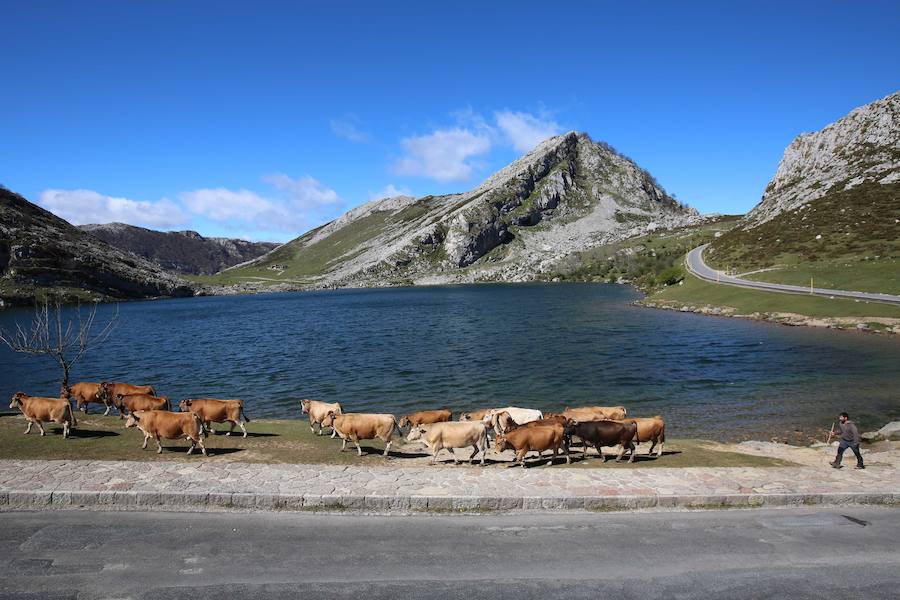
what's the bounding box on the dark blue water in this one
[2,284,898,441]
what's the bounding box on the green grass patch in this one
[742,259,900,295]
[0,414,794,468]
[649,272,900,319]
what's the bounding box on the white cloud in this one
[38,189,189,229]
[330,116,370,143]
[262,173,342,208]
[393,127,492,182]
[495,110,563,153]
[368,183,412,201]
[181,175,343,234]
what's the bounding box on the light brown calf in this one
[124,410,206,455]
[562,405,628,421]
[399,409,452,429]
[495,423,570,467]
[406,421,488,465]
[458,408,494,422]
[617,416,666,456]
[9,392,77,438]
[322,412,399,457]
[300,399,343,436]
[179,398,250,438]
[66,382,107,414]
[97,381,156,415]
[114,393,170,418]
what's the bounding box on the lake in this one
[2,284,898,442]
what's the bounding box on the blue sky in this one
[2,1,899,242]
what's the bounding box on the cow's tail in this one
[66,400,77,428]
[240,401,251,422]
[148,386,157,396]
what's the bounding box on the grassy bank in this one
[644,272,900,327]
[0,413,795,469]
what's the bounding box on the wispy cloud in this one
[38,189,189,229]
[495,109,563,153]
[393,128,492,183]
[330,115,371,143]
[368,183,413,201]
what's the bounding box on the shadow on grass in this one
[159,446,245,456]
[67,428,120,439]
[206,431,279,438]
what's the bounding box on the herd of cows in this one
[7,382,667,467]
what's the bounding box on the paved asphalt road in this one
[1,507,898,599]
[686,244,900,305]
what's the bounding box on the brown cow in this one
[618,416,666,456]
[458,409,494,422]
[66,382,108,414]
[114,393,170,418]
[491,411,566,434]
[300,399,342,436]
[9,392,77,438]
[124,410,206,455]
[179,398,250,438]
[495,423,570,467]
[564,419,637,462]
[322,411,399,456]
[563,405,628,421]
[97,381,156,414]
[399,409,452,429]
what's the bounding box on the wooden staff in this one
[826,422,836,445]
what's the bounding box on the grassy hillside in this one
[707,182,899,294]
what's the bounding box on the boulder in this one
[863,421,900,442]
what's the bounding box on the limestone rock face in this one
[744,91,900,227]
[233,132,700,288]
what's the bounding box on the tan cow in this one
[114,393,170,418]
[495,423,570,467]
[563,405,628,421]
[66,382,108,414]
[458,409,494,422]
[617,416,666,456]
[322,411,399,457]
[406,421,488,465]
[97,381,156,415]
[300,399,342,436]
[124,410,206,455]
[398,409,452,429]
[179,398,250,438]
[9,392,77,438]
[484,407,543,431]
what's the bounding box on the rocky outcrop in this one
[743,90,900,227]
[230,132,700,288]
[79,222,278,275]
[0,187,194,304]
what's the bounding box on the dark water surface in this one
[2,284,898,441]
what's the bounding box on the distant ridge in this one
[79,222,278,275]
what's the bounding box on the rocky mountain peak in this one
[743,90,900,227]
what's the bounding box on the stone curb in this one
[1,489,897,513]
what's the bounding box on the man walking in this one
[830,412,865,469]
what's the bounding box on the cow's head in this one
[9,392,26,409]
[459,412,472,421]
[398,416,410,429]
[406,426,426,443]
[321,410,336,428]
[113,393,126,408]
[300,399,311,414]
[179,399,192,412]
[494,433,509,453]
[124,412,140,428]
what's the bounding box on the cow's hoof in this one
[243,433,248,438]
[225,432,231,436]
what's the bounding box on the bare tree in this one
[0,300,118,396]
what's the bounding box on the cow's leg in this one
[469,445,479,464]
[155,437,163,454]
[330,427,337,439]
[648,438,656,455]
[63,421,70,438]
[656,440,664,457]
[383,440,392,457]
[340,438,348,452]
[197,436,207,456]
[226,420,236,436]
[37,421,46,436]
[517,449,527,468]
[207,421,216,435]
[355,440,363,457]
[187,439,195,455]
[628,442,636,463]
[24,420,33,434]
[142,434,150,450]
[431,446,440,466]
[548,446,557,466]
[238,420,248,438]
[103,403,111,416]
[309,417,316,434]
[615,445,625,462]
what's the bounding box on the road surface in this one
[1,507,898,599]
[686,244,900,305]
